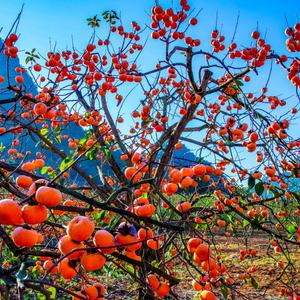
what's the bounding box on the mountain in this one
[0,38,101,183]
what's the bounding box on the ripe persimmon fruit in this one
[124,167,142,182]
[16,175,33,189]
[58,235,85,259]
[43,259,57,274]
[156,282,170,298]
[115,233,142,251]
[58,258,78,280]
[193,164,206,176]
[93,229,116,254]
[22,204,48,224]
[138,227,153,240]
[82,284,98,300]
[80,251,106,272]
[146,238,160,250]
[134,204,156,217]
[187,238,202,253]
[12,227,39,247]
[176,201,192,213]
[36,186,62,207]
[199,290,217,300]
[195,243,210,261]
[180,167,194,177]
[201,258,217,272]
[164,182,178,195]
[180,176,193,189]
[33,158,45,168]
[93,283,105,298]
[67,216,95,242]
[125,249,141,261]
[147,274,160,290]
[169,168,183,183]
[0,199,24,225]
[21,162,35,173]
[192,279,203,291]
[34,102,47,116]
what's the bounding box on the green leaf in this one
[126,264,135,274]
[87,15,101,28]
[272,189,280,198]
[102,10,119,25]
[0,143,5,153]
[25,48,40,64]
[235,79,244,87]
[287,225,296,235]
[104,148,111,159]
[48,286,56,299]
[251,278,259,289]
[59,157,74,172]
[40,166,48,175]
[49,171,57,180]
[87,147,98,160]
[198,157,204,163]
[92,210,106,224]
[40,128,48,136]
[248,176,255,189]
[255,182,264,196]
[37,292,46,300]
[55,136,62,144]
[242,219,250,227]
[79,138,87,146]
[53,126,61,134]
[220,284,229,299]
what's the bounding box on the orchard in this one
[0,0,299,299]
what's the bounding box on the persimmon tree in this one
[0,0,299,299]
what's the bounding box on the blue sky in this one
[0,0,299,171]
[0,0,299,57]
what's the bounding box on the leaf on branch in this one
[25,48,40,64]
[55,136,62,144]
[102,10,119,25]
[79,137,87,146]
[59,157,74,172]
[235,79,244,87]
[287,225,296,235]
[87,15,101,28]
[53,126,61,134]
[40,128,48,136]
[254,182,264,196]
[0,143,5,153]
[251,277,259,289]
[248,176,255,189]
[92,210,106,224]
[242,219,250,227]
[86,147,98,160]
[40,166,48,175]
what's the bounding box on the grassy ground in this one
[172,236,300,300]
[94,235,299,299]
